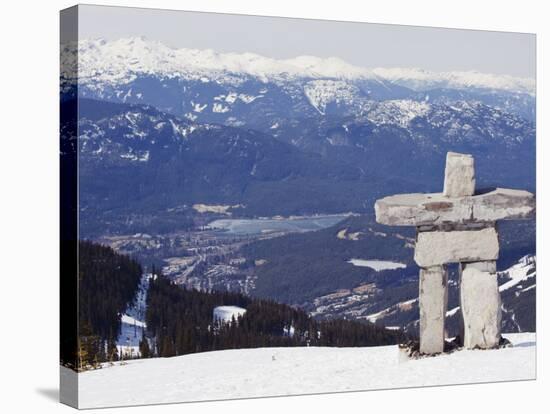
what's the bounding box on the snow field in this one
[77,333,535,409]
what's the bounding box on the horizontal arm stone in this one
[375,188,535,227]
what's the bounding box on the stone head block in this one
[414,227,499,267]
[443,152,475,197]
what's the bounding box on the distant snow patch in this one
[304,80,360,114]
[367,100,430,127]
[337,228,362,241]
[212,103,230,113]
[116,274,151,358]
[347,259,406,271]
[213,306,247,324]
[499,255,536,292]
[192,203,243,215]
[192,102,207,113]
[121,314,146,328]
[120,150,149,162]
[366,298,417,323]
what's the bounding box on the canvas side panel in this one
[60,5,79,409]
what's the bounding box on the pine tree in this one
[139,333,151,358]
[77,340,89,372]
[107,337,119,364]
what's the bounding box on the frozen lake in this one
[207,214,350,235]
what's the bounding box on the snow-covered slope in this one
[366,99,431,127]
[61,37,380,86]
[499,255,536,293]
[304,80,363,114]
[75,332,535,408]
[372,67,535,96]
[498,255,536,333]
[61,37,534,95]
[116,274,151,358]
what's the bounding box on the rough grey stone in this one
[419,266,448,354]
[374,188,535,227]
[472,188,536,222]
[417,222,491,232]
[462,260,496,273]
[444,152,475,197]
[414,228,499,268]
[460,261,501,349]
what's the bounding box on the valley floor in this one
[73,333,536,409]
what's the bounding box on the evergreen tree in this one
[107,337,119,363]
[139,332,151,358]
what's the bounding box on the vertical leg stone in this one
[460,261,501,349]
[419,265,448,354]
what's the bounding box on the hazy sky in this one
[76,4,536,78]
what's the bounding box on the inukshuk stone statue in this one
[375,152,535,355]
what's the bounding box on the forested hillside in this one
[146,272,403,358]
[67,242,402,370]
[62,241,142,370]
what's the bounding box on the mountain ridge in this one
[61,37,535,95]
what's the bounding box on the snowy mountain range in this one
[60,37,535,124]
[61,37,535,94]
